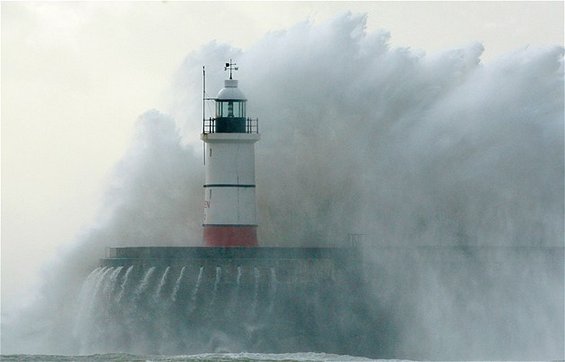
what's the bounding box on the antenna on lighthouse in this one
[202,65,207,165]
[224,59,238,79]
[202,66,206,122]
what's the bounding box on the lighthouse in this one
[200,60,260,247]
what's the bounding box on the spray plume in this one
[2,12,563,359]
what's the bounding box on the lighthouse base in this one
[203,225,258,247]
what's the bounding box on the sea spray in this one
[251,267,260,318]
[170,16,563,357]
[116,265,134,303]
[4,12,563,359]
[209,266,222,310]
[134,267,156,300]
[237,266,242,286]
[103,266,124,300]
[229,266,243,315]
[188,266,204,316]
[155,266,171,302]
[171,266,186,302]
[73,267,104,341]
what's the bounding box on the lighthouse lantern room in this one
[201,60,260,247]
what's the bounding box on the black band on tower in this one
[203,184,256,188]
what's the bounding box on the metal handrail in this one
[203,117,259,134]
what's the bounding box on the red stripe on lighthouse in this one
[203,225,258,247]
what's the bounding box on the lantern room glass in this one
[216,100,246,118]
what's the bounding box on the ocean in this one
[0,353,380,362]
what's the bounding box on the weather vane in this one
[224,59,238,79]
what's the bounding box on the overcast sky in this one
[1,1,563,314]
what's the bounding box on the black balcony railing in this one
[203,117,259,134]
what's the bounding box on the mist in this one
[2,12,563,359]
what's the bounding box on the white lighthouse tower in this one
[201,60,260,247]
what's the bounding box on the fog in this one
[2,13,563,359]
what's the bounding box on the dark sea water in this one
[0,353,380,361]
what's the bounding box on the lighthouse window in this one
[217,101,246,118]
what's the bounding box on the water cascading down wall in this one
[75,246,371,355]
